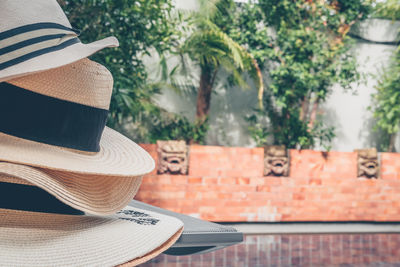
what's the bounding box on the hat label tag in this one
[117,209,160,226]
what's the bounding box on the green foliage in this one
[373,0,400,20]
[231,0,372,149]
[370,47,400,151]
[58,0,179,131]
[259,0,371,30]
[369,0,400,152]
[148,114,209,144]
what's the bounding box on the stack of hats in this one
[0,1,183,266]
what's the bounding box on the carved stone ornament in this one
[157,140,188,175]
[264,145,289,177]
[355,148,379,179]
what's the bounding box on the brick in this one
[159,184,187,192]
[149,175,172,184]
[187,177,202,184]
[309,178,322,185]
[249,177,267,186]
[203,177,218,184]
[201,191,219,199]
[219,177,237,185]
[293,176,310,185]
[380,153,400,180]
[293,193,305,200]
[135,190,186,201]
[140,175,158,184]
[185,190,202,200]
[192,199,221,206]
[170,175,189,184]
[264,177,282,186]
[237,177,250,185]
[256,185,270,192]
[341,186,355,194]
[217,192,234,199]
[199,206,217,214]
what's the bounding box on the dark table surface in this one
[129,200,243,256]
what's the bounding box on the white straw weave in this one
[0,206,183,266]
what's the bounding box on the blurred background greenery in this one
[58,0,400,151]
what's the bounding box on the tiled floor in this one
[140,234,400,266]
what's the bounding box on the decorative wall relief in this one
[356,148,379,179]
[264,145,289,177]
[157,140,188,175]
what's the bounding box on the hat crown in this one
[0,0,71,32]
[8,59,114,110]
[0,59,113,152]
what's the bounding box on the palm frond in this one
[197,0,221,22]
[161,0,264,111]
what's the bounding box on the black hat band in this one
[0,82,108,152]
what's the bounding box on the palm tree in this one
[170,0,263,125]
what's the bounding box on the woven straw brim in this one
[0,161,143,215]
[0,37,118,82]
[0,207,183,267]
[0,127,155,177]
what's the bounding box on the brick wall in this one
[136,145,400,222]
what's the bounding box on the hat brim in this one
[0,206,183,266]
[0,162,143,215]
[0,127,155,177]
[0,37,119,82]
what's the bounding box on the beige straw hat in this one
[0,59,155,215]
[0,204,183,266]
[0,0,119,82]
[0,163,143,215]
[0,174,184,266]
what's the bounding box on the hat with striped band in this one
[0,173,184,267]
[0,0,119,82]
[0,58,155,215]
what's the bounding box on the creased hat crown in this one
[0,0,72,31]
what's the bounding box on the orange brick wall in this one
[136,144,400,222]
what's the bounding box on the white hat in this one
[0,205,183,266]
[0,0,119,82]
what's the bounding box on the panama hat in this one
[0,208,182,267]
[0,174,184,267]
[0,175,184,266]
[0,208,182,266]
[0,0,119,82]
[0,59,155,215]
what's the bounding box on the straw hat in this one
[0,174,184,266]
[0,0,119,82]
[0,203,183,266]
[0,59,155,215]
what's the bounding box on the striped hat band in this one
[0,22,81,71]
[0,0,119,82]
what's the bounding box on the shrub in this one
[230,0,372,149]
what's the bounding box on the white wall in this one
[172,0,198,10]
[320,40,397,152]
